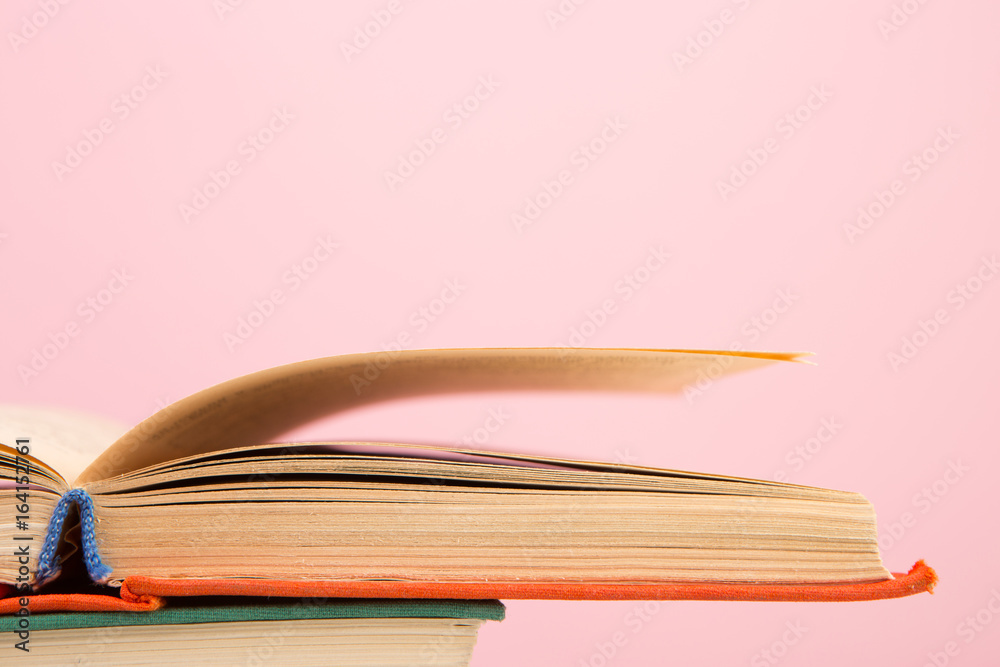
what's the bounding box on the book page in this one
[0,405,128,484]
[84,441,860,503]
[76,347,809,485]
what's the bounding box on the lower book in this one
[0,597,505,666]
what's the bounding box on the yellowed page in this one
[76,347,809,485]
[0,404,128,483]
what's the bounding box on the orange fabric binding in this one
[120,561,936,603]
[0,591,164,614]
[0,561,936,614]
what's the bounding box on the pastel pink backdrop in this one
[2,1,999,665]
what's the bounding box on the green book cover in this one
[0,598,505,632]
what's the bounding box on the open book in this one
[1,348,935,610]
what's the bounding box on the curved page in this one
[77,347,808,484]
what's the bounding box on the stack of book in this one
[0,599,503,665]
[1,348,935,665]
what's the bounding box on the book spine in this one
[36,488,111,587]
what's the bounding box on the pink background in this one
[3,1,999,665]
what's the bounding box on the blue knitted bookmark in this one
[36,488,112,586]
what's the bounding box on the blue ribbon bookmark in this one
[36,488,112,586]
